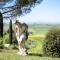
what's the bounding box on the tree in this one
[0,12,3,37]
[9,20,12,44]
[1,0,43,17]
[0,0,43,37]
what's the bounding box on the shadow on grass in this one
[28,53,43,57]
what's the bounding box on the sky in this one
[17,0,60,24]
[1,0,60,24]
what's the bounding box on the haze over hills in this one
[3,22,60,33]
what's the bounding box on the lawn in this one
[0,49,60,60]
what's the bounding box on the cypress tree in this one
[9,20,12,44]
[0,12,3,37]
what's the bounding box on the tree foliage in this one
[14,0,43,15]
[0,0,43,18]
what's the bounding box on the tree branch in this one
[2,5,21,14]
[0,5,16,9]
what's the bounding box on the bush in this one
[10,44,18,49]
[0,37,4,49]
[12,33,18,45]
[43,27,60,57]
[3,34,9,44]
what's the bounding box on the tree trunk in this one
[9,19,12,44]
[0,12,3,37]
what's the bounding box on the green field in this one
[0,24,60,60]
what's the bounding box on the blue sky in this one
[17,0,60,24]
[3,0,60,24]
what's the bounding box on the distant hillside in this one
[3,23,60,34]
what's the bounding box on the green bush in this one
[43,27,60,57]
[12,33,18,45]
[0,34,9,49]
[3,34,9,44]
[10,44,18,49]
[0,37,4,49]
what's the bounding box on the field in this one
[0,24,60,60]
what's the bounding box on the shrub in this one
[0,37,4,49]
[10,44,18,49]
[43,27,60,57]
[3,34,9,44]
[12,33,18,45]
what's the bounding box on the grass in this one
[0,49,60,60]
